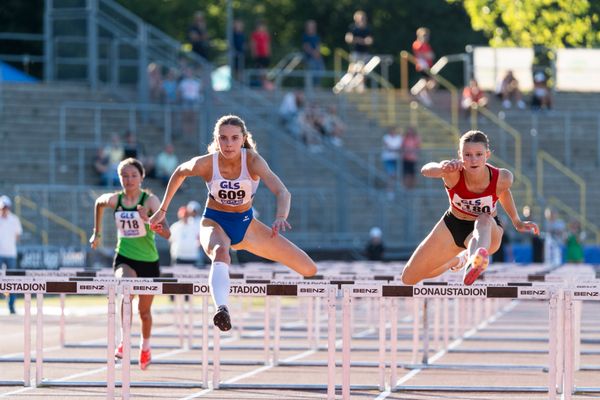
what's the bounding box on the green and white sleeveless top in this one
[114,191,158,262]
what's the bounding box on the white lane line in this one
[374,300,519,400]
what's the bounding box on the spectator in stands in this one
[497,70,526,109]
[279,91,305,138]
[400,126,421,189]
[302,19,325,87]
[186,200,206,266]
[147,63,163,103]
[461,78,488,116]
[298,105,324,152]
[147,115,318,331]
[544,208,566,267]
[89,158,171,370]
[123,131,155,179]
[249,20,272,89]
[155,143,179,186]
[381,126,402,199]
[188,11,210,60]
[93,146,112,186]
[0,196,22,314]
[365,226,385,261]
[320,105,345,147]
[344,10,373,92]
[523,205,544,263]
[566,220,584,263]
[232,19,246,81]
[104,134,124,185]
[251,20,271,69]
[169,206,200,265]
[412,27,436,106]
[178,67,203,138]
[531,71,552,111]
[161,68,179,105]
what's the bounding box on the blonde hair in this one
[117,158,145,178]
[207,115,257,153]
[416,27,430,40]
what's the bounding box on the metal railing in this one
[537,150,587,232]
[429,52,471,86]
[58,101,209,150]
[14,194,86,245]
[546,197,600,244]
[14,196,49,245]
[529,111,600,167]
[40,0,213,101]
[400,50,459,131]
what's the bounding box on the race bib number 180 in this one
[451,194,494,215]
[115,211,147,238]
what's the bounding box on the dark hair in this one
[118,158,145,178]
[459,130,489,150]
[207,115,257,153]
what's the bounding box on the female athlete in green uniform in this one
[90,158,170,370]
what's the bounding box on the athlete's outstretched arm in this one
[250,153,291,236]
[421,159,463,178]
[148,156,205,226]
[89,193,116,249]
[497,170,539,235]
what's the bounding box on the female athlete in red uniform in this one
[401,130,539,285]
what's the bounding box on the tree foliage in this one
[449,0,600,48]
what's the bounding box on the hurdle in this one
[340,282,563,400]
[564,282,600,396]
[0,277,344,399]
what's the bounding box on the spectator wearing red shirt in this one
[251,21,271,69]
[461,79,488,116]
[411,27,435,106]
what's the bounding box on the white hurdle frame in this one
[5,273,595,400]
[340,282,562,399]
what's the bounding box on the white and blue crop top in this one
[206,148,260,207]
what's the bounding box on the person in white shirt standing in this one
[381,127,403,199]
[0,196,22,314]
[169,206,200,266]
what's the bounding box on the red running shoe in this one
[463,247,489,286]
[114,343,123,359]
[139,348,151,370]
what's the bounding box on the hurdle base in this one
[0,380,25,386]
[38,380,204,388]
[393,385,552,393]
[402,363,547,371]
[575,387,600,393]
[218,383,380,391]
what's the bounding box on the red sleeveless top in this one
[445,164,500,217]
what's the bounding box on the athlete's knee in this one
[211,244,231,264]
[400,267,420,285]
[302,262,318,278]
[474,213,493,229]
[139,308,152,323]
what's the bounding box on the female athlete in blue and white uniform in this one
[149,115,317,331]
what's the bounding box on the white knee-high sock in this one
[209,261,230,308]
